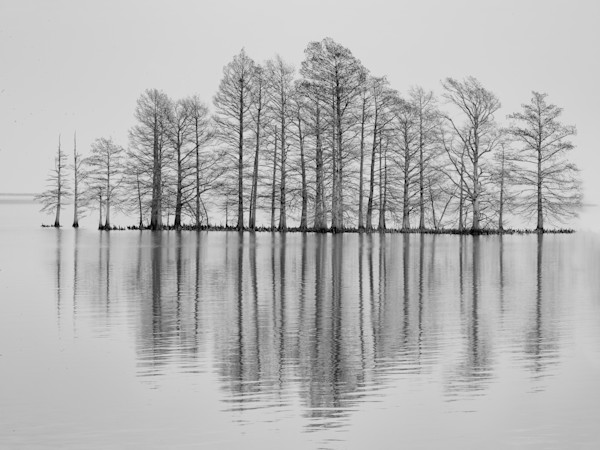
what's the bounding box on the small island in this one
[37,39,581,234]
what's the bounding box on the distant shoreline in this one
[0,192,37,197]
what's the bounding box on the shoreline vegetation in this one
[40,223,575,235]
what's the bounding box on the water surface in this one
[1,201,600,449]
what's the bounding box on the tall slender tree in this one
[166,97,195,229]
[508,92,582,230]
[409,87,439,230]
[266,55,295,231]
[291,81,310,230]
[300,80,328,230]
[129,89,171,230]
[85,137,125,229]
[213,49,256,230]
[71,132,86,227]
[441,77,501,231]
[490,140,518,232]
[394,98,419,230]
[301,38,365,231]
[186,95,215,228]
[249,65,267,230]
[36,135,70,227]
[356,69,371,231]
[366,76,396,230]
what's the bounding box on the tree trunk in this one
[429,181,438,229]
[136,172,143,229]
[54,199,61,227]
[331,95,338,231]
[418,110,425,230]
[402,128,410,231]
[333,84,344,232]
[366,118,378,231]
[225,198,229,228]
[72,135,79,228]
[358,100,366,231]
[249,117,261,230]
[297,112,307,231]
[54,137,62,228]
[174,139,183,230]
[104,160,111,229]
[471,129,481,232]
[472,156,480,231]
[379,138,387,230]
[536,136,544,232]
[150,111,162,230]
[72,177,78,228]
[314,102,326,230]
[237,87,245,231]
[105,196,111,229]
[458,160,464,232]
[271,133,278,229]
[195,119,201,228]
[98,189,103,230]
[279,119,287,231]
[499,152,505,232]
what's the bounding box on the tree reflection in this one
[55,229,63,328]
[446,236,493,397]
[59,231,570,429]
[72,229,79,335]
[524,233,559,379]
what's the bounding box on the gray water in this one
[1,200,600,449]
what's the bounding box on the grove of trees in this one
[37,38,582,232]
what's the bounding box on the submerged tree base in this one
[67,224,575,234]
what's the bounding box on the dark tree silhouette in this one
[213,49,256,230]
[508,92,582,231]
[441,77,501,231]
[36,135,70,227]
[85,137,125,229]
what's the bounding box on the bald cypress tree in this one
[301,38,365,232]
[129,89,171,230]
[213,49,256,231]
[36,135,70,227]
[508,92,582,230]
[85,137,125,229]
[441,77,501,232]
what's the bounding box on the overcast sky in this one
[1,0,599,205]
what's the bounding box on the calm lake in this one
[1,198,600,449]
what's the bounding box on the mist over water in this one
[1,199,600,449]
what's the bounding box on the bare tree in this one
[213,49,256,230]
[36,135,70,227]
[409,87,439,230]
[366,76,396,230]
[269,126,279,229]
[122,150,152,228]
[394,98,419,230]
[266,55,295,231]
[301,38,365,231]
[508,91,582,231]
[129,89,171,230]
[490,139,518,231]
[249,65,267,230]
[299,80,328,230]
[441,77,501,231]
[71,132,86,227]
[290,81,310,230]
[165,97,195,229]
[85,137,125,229]
[186,95,215,228]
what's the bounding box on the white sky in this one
[1,0,599,204]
